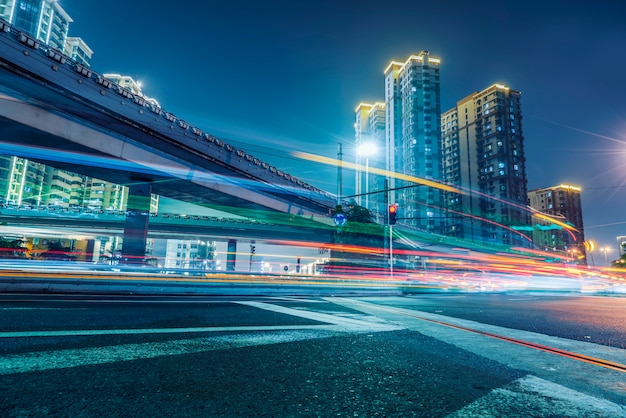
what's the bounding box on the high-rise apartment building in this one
[355,102,386,215]
[64,36,93,66]
[441,83,530,246]
[355,52,443,231]
[386,52,443,232]
[42,168,82,206]
[0,156,46,205]
[103,74,160,107]
[0,0,72,50]
[528,184,586,262]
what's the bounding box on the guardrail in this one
[0,203,270,225]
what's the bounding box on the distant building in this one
[617,236,626,255]
[152,239,216,270]
[0,156,160,212]
[77,178,125,210]
[64,36,93,66]
[43,168,83,206]
[528,184,586,262]
[354,102,386,215]
[0,156,46,205]
[441,83,530,246]
[0,0,72,51]
[103,73,160,107]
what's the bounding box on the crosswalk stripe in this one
[447,375,626,417]
[0,330,339,375]
[237,301,401,332]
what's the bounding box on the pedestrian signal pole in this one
[387,204,398,278]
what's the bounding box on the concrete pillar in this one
[226,239,237,271]
[121,183,152,264]
[84,239,96,262]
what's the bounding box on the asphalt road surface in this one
[0,293,624,417]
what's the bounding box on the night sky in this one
[63,0,626,259]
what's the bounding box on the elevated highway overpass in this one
[0,20,521,266]
[0,19,338,259]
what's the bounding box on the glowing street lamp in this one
[601,247,613,266]
[357,142,377,210]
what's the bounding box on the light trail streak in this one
[293,151,577,236]
[293,151,461,193]
[0,142,331,203]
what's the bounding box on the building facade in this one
[0,0,72,50]
[354,102,386,216]
[64,36,93,66]
[355,52,443,231]
[385,52,443,232]
[0,156,46,205]
[103,73,160,107]
[441,83,530,246]
[528,184,586,263]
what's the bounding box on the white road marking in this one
[0,307,72,310]
[0,324,342,339]
[447,375,626,417]
[328,297,626,410]
[0,301,399,375]
[237,301,401,332]
[267,296,323,303]
[0,330,340,375]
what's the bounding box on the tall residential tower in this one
[355,52,443,230]
[528,184,586,262]
[441,83,530,246]
[385,52,443,232]
[0,0,72,50]
[355,102,386,216]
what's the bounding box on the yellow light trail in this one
[294,151,579,234]
[293,151,461,194]
[533,212,578,232]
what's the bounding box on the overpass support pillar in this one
[226,239,237,271]
[121,183,152,264]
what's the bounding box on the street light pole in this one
[364,156,369,210]
[357,142,377,211]
[389,224,393,278]
[337,143,343,206]
[602,247,611,266]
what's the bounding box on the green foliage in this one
[333,201,383,247]
[0,237,27,258]
[41,240,75,261]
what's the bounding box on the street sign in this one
[333,213,347,227]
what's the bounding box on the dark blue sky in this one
[64,0,626,256]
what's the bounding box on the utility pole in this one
[249,241,256,272]
[336,143,343,205]
[389,225,393,278]
[384,178,392,278]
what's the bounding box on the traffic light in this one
[250,245,256,255]
[388,204,398,225]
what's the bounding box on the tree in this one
[0,237,27,259]
[328,201,386,272]
[41,240,76,261]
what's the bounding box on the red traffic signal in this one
[388,204,398,225]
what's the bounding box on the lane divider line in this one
[237,301,401,332]
[0,330,342,375]
[0,325,342,339]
